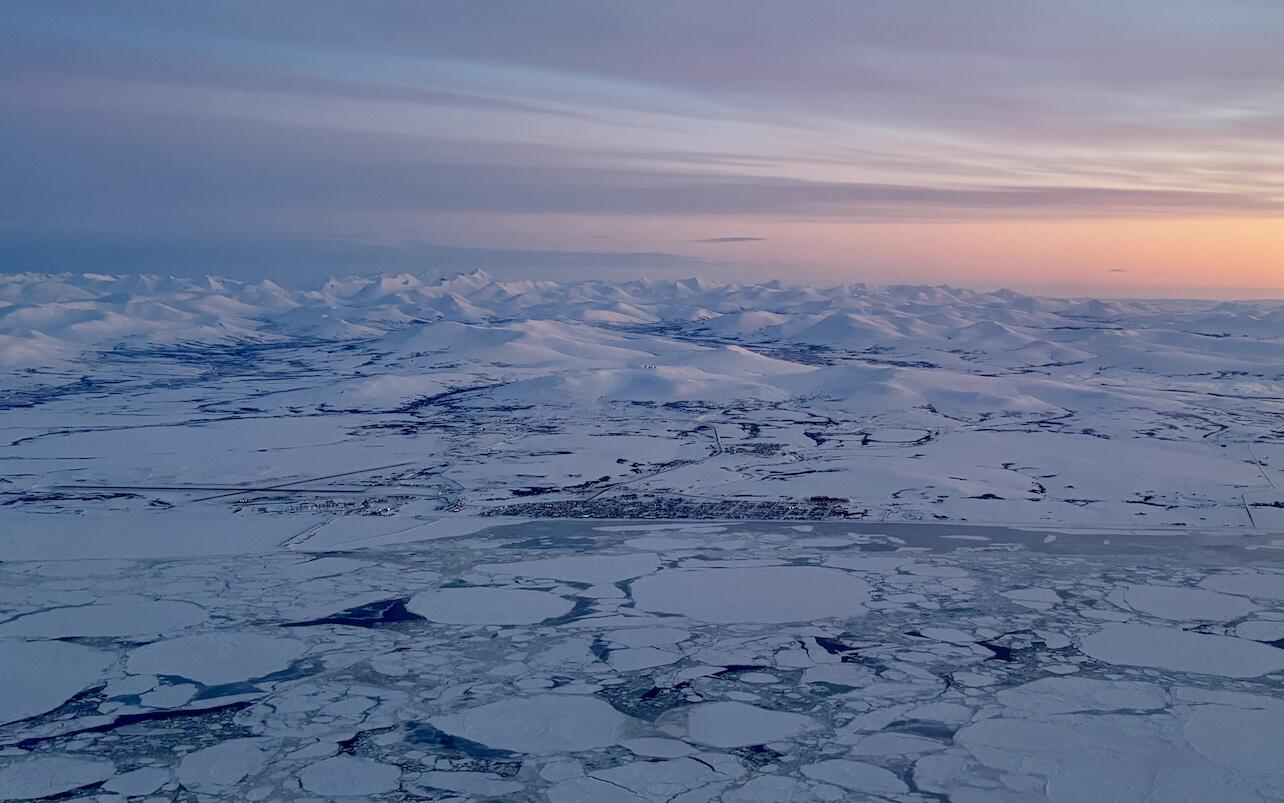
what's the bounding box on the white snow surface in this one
[125,632,307,685]
[1,270,1281,528]
[431,694,634,753]
[0,641,114,725]
[2,270,1284,801]
[407,587,574,624]
[632,566,870,623]
[1081,623,1284,677]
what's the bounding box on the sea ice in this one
[406,587,574,624]
[621,737,697,758]
[995,676,1167,715]
[683,701,816,748]
[0,599,208,637]
[1080,623,1284,677]
[590,758,722,799]
[0,755,116,800]
[1200,573,1284,601]
[945,715,1241,802]
[1182,704,1284,789]
[299,754,401,796]
[1235,619,1284,641]
[631,566,869,623]
[476,552,661,583]
[126,632,307,685]
[1001,587,1062,610]
[0,640,113,724]
[102,766,170,796]
[418,770,523,797]
[608,646,683,671]
[431,694,633,753]
[1123,584,1255,621]
[177,738,271,792]
[800,759,908,795]
[604,626,690,647]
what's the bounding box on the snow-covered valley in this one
[2,270,1283,800]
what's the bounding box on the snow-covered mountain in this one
[2,269,1280,528]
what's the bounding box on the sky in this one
[3,1,1283,297]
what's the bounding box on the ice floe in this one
[0,755,116,800]
[407,587,574,624]
[0,640,113,724]
[125,632,307,685]
[431,694,634,753]
[682,701,817,748]
[1081,623,1284,677]
[0,599,208,637]
[176,737,271,793]
[1123,583,1256,621]
[631,566,870,623]
[299,754,401,796]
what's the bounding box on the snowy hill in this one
[1,269,1280,529]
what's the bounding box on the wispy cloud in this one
[2,2,1282,287]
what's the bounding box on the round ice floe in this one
[0,640,114,725]
[1236,620,1284,642]
[682,701,815,748]
[995,676,1167,716]
[1199,573,1284,601]
[1183,705,1284,786]
[631,566,869,623]
[0,756,116,800]
[0,600,208,637]
[946,714,1232,801]
[801,759,907,795]
[1002,587,1061,610]
[177,738,271,793]
[126,632,306,685]
[431,694,631,753]
[300,755,401,796]
[1123,584,1255,622]
[407,587,573,624]
[1081,624,1284,678]
[604,626,689,648]
[608,646,682,672]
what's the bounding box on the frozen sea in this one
[3,517,1284,801]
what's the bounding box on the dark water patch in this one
[405,722,515,761]
[733,744,783,767]
[597,679,693,721]
[282,598,424,629]
[888,720,958,740]
[713,664,772,677]
[538,597,596,627]
[250,657,326,685]
[16,699,254,750]
[813,636,858,655]
[978,641,1015,661]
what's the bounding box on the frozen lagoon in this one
[2,516,1284,801]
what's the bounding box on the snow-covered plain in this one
[1,270,1282,800]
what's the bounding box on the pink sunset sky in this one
[3,1,1282,297]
